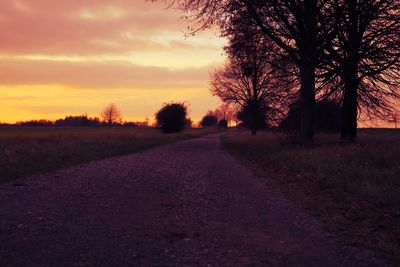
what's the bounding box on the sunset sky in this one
[0,0,226,123]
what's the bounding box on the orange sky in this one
[0,0,227,123]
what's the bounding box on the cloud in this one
[0,0,223,56]
[0,58,214,89]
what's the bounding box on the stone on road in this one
[0,134,386,266]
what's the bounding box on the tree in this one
[157,0,399,142]
[388,111,400,129]
[55,115,100,127]
[201,112,218,127]
[157,0,325,143]
[280,99,341,141]
[214,103,235,126]
[210,23,290,135]
[101,103,121,127]
[320,0,400,142]
[218,119,228,128]
[155,102,188,133]
[236,101,269,132]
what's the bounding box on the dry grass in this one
[0,127,217,183]
[222,129,400,264]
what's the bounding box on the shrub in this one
[280,100,341,142]
[236,101,269,134]
[155,102,188,133]
[218,119,228,128]
[201,115,218,127]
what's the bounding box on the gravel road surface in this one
[0,134,387,266]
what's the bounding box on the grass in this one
[222,129,400,264]
[0,126,217,183]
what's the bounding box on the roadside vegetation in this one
[222,129,400,264]
[0,127,216,183]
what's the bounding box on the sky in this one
[0,0,227,123]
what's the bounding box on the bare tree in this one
[156,0,399,142]
[211,30,291,135]
[155,0,327,144]
[213,103,235,126]
[320,0,400,141]
[101,103,122,127]
[388,111,400,129]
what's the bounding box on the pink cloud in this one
[0,0,213,55]
[0,58,211,89]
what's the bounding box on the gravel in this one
[0,134,388,266]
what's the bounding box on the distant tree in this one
[217,119,228,128]
[157,0,323,143]
[388,112,400,129]
[17,120,54,127]
[123,122,138,128]
[201,112,218,127]
[155,102,188,133]
[210,28,289,135]
[55,115,100,127]
[101,103,122,127]
[214,103,235,127]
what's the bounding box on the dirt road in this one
[0,134,387,266]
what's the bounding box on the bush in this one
[237,102,269,132]
[155,102,188,133]
[201,115,218,127]
[280,100,341,142]
[218,119,228,128]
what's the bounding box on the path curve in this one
[0,134,387,266]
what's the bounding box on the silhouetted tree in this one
[280,100,341,141]
[17,120,54,127]
[155,102,188,133]
[320,0,400,142]
[236,101,269,133]
[157,0,399,142]
[158,0,325,143]
[388,112,400,129]
[201,112,218,127]
[101,103,122,127]
[218,119,228,128]
[123,122,138,128]
[210,23,289,135]
[214,103,235,126]
[55,115,100,127]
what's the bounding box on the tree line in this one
[3,104,149,128]
[156,0,400,143]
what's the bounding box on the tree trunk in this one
[341,70,358,142]
[298,0,317,145]
[299,62,316,145]
[251,104,257,136]
[341,1,359,142]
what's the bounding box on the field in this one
[0,127,217,183]
[222,129,400,264]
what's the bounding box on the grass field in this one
[0,127,217,183]
[222,129,400,264]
